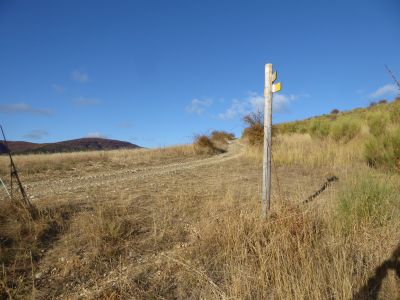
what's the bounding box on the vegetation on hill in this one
[245,98,400,172]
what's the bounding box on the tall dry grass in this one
[50,170,398,299]
[182,176,400,299]
[245,133,364,171]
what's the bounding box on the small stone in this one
[35,272,42,279]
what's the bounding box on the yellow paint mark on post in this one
[272,82,281,93]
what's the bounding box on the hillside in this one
[0,138,141,155]
[274,97,400,137]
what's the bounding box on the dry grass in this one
[0,144,197,179]
[0,200,75,298]
[245,133,364,171]
[1,133,400,298]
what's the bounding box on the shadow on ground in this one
[353,242,400,300]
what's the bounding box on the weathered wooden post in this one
[262,63,281,218]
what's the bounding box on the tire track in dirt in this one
[28,141,244,198]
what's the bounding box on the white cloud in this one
[218,99,248,120]
[23,130,49,140]
[369,84,398,98]
[72,70,89,83]
[186,98,213,115]
[86,132,107,138]
[273,94,298,113]
[0,103,52,115]
[74,97,100,106]
[218,92,299,120]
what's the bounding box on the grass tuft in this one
[330,118,361,142]
[309,119,331,139]
[364,128,400,171]
[367,112,389,137]
[337,172,400,230]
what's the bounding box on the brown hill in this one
[0,138,141,155]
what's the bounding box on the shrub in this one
[330,109,340,114]
[242,111,264,146]
[308,119,330,139]
[364,128,400,171]
[210,130,235,143]
[379,99,388,104]
[276,123,303,135]
[389,100,400,124]
[369,102,377,108]
[193,135,222,155]
[298,125,308,134]
[367,112,389,137]
[364,135,387,167]
[337,173,400,229]
[330,119,361,142]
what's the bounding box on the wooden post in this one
[262,63,273,218]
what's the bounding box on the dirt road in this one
[27,140,245,200]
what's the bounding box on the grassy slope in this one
[1,102,400,298]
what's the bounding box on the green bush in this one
[330,119,361,142]
[389,100,400,124]
[298,125,309,134]
[277,123,299,135]
[309,119,330,139]
[364,128,400,170]
[337,173,400,229]
[367,112,389,137]
[391,127,400,160]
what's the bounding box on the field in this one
[1,103,400,299]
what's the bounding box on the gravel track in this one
[27,141,244,198]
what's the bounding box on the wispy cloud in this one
[52,84,65,93]
[0,103,52,115]
[186,98,213,115]
[218,92,300,120]
[273,94,299,113]
[218,99,248,120]
[369,84,398,98]
[72,69,89,83]
[74,97,100,106]
[23,130,49,140]
[86,132,107,138]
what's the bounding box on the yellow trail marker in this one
[272,82,281,93]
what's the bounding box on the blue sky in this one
[0,0,399,147]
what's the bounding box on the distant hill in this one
[0,138,141,155]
